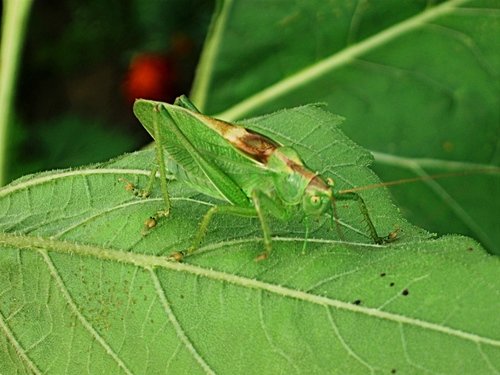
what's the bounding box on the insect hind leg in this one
[169,205,258,261]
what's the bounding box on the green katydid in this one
[132,95,395,260]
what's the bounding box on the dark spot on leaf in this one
[391,369,397,374]
[467,247,473,251]
[353,299,362,305]
[402,289,409,296]
[380,272,386,277]
[389,282,395,287]
[180,294,184,299]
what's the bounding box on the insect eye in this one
[310,195,321,205]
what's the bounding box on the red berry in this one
[123,54,176,103]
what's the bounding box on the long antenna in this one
[338,168,500,194]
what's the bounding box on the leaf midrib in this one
[1,231,498,349]
[211,0,471,121]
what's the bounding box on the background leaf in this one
[190,0,500,254]
[1,106,499,373]
[9,115,137,181]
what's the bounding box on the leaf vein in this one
[39,250,134,375]
[258,290,300,374]
[325,306,375,373]
[398,324,436,374]
[0,308,42,375]
[149,268,216,375]
[477,342,500,374]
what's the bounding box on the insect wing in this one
[134,99,274,202]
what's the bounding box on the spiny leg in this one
[336,192,394,244]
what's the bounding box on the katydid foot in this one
[254,251,269,262]
[386,227,400,242]
[119,178,151,199]
[168,251,185,262]
[375,228,400,244]
[141,209,170,235]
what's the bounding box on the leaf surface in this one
[1,106,499,374]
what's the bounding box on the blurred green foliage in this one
[9,0,214,181]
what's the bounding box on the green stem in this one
[0,0,34,186]
[190,0,232,111]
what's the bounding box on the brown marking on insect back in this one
[236,131,280,163]
[198,112,336,197]
[272,148,306,172]
[199,115,280,163]
[197,112,333,191]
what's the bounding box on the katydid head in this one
[302,176,334,217]
[302,176,343,238]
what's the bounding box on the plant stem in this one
[0,0,34,186]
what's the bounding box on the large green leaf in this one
[191,0,500,254]
[1,106,499,373]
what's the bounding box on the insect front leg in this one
[152,105,171,216]
[120,165,157,199]
[138,106,174,235]
[251,190,292,260]
[336,192,395,244]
